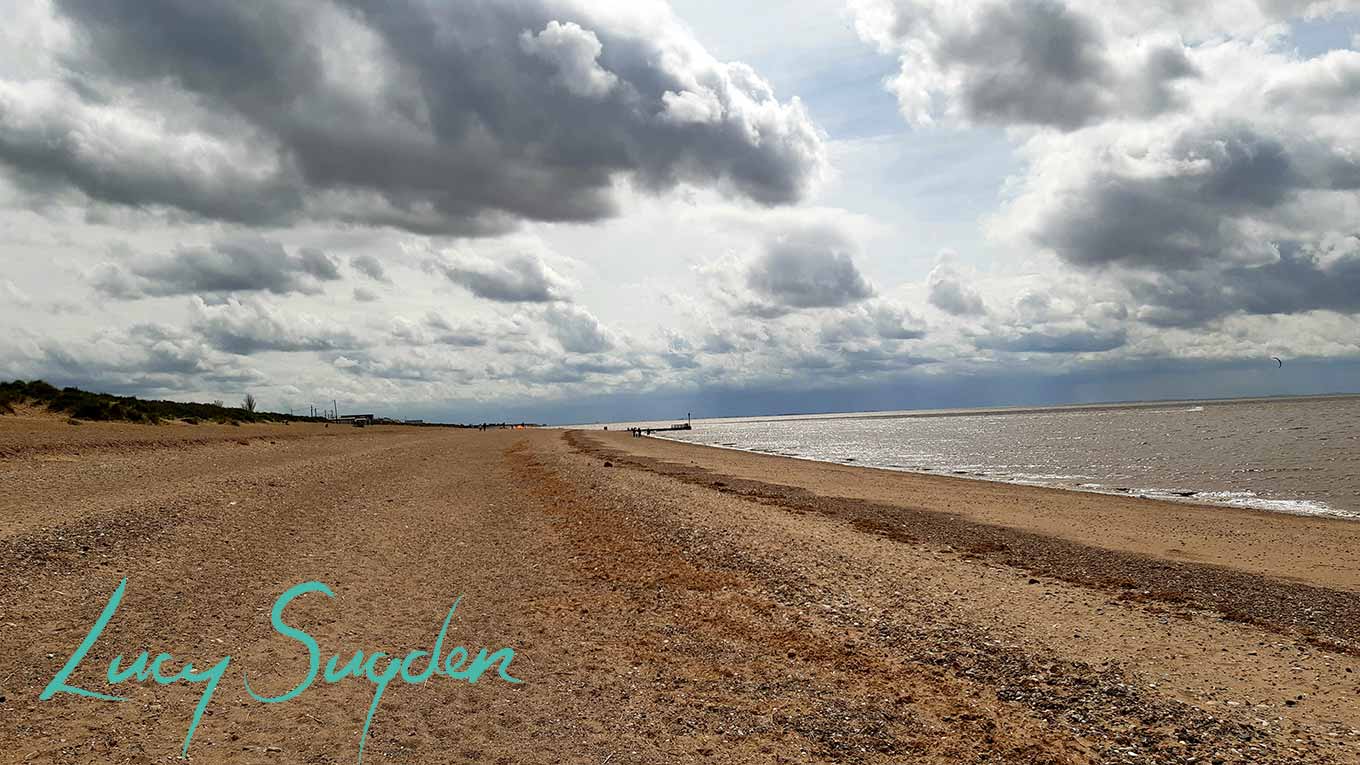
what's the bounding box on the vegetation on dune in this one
[0,380,319,425]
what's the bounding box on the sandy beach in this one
[2,416,1359,764]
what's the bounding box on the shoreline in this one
[575,430,1360,594]
[649,432,1356,520]
[570,432,1360,647]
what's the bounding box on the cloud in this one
[973,288,1129,353]
[703,224,875,317]
[656,331,700,369]
[92,238,342,299]
[658,287,934,388]
[819,301,928,343]
[927,262,986,316]
[350,254,390,283]
[1,279,32,307]
[908,9,1360,328]
[1126,236,1360,326]
[746,226,875,311]
[519,21,618,99]
[976,325,1127,353]
[0,77,299,225]
[298,248,340,279]
[1028,125,1360,270]
[428,249,571,303]
[189,296,360,355]
[845,0,1360,329]
[512,354,637,385]
[331,350,469,383]
[0,0,824,235]
[848,0,1202,129]
[698,327,747,355]
[424,313,492,348]
[386,313,493,348]
[932,0,1117,129]
[543,304,614,353]
[0,322,265,396]
[1007,114,1360,323]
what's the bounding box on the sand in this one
[2,415,1358,763]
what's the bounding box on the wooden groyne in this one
[628,424,692,437]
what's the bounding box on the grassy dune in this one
[0,380,315,425]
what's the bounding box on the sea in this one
[591,395,1360,519]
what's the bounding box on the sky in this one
[2,0,1359,424]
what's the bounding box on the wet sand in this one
[2,416,1358,763]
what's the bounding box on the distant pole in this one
[333,399,338,420]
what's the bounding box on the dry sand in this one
[2,415,1358,763]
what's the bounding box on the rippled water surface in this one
[646,397,1360,518]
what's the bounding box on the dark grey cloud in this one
[6,0,822,235]
[428,252,569,303]
[858,0,1199,130]
[1029,124,1360,324]
[1036,127,1360,271]
[927,263,986,316]
[744,226,874,313]
[1129,238,1360,327]
[298,248,341,281]
[0,88,299,227]
[1131,44,1199,116]
[93,238,342,299]
[351,254,390,283]
[938,0,1115,129]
